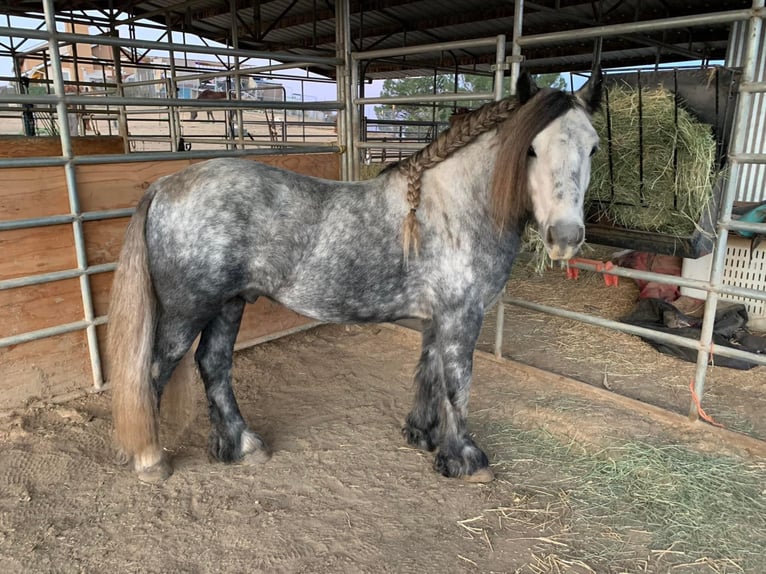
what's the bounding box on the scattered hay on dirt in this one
[480,423,766,572]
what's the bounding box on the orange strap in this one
[688,379,723,428]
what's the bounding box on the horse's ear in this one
[517,71,539,104]
[575,64,604,113]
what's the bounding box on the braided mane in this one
[398,97,518,257]
[397,89,578,258]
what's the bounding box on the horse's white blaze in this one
[527,106,599,260]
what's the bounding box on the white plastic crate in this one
[681,236,766,330]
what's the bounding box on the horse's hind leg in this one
[195,296,270,465]
[134,313,203,482]
[403,323,441,451]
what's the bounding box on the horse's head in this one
[495,69,602,261]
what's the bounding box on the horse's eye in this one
[590,146,599,157]
[528,147,536,158]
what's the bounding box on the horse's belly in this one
[274,280,420,324]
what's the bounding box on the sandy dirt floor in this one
[1,323,764,574]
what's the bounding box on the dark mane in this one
[490,89,579,230]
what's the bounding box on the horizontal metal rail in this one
[724,219,766,235]
[0,94,341,111]
[568,261,766,303]
[351,35,503,61]
[729,153,766,164]
[0,26,341,66]
[356,141,427,149]
[517,8,764,46]
[738,81,766,92]
[503,297,766,368]
[0,209,135,232]
[0,263,117,291]
[131,137,335,148]
[0,145,341,169]
[161,62,323,85]
[0,316,108,349]
[354,91,495,105]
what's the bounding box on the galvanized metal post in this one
[495,0,524,359]
[493,32,510,358]
[166,15,180,151]
[231,0,245,150]
[336,0,353,181]
[110,9,130,153]
[689,0,766,419]
[509,0,524,96]
[350,50,360,180]
[42,0,104,389]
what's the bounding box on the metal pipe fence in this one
[3,1,765,428]
[493,0,766,423]
[0,7,345,394]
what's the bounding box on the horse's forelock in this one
[490,89,579,231]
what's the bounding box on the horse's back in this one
[144,159,327,309]
[143,158,413,321]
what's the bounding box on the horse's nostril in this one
[577,226,585,244]
[546,226,555,245]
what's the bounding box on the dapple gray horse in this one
[109,71,602,483]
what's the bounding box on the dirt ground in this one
[1,323,764,574]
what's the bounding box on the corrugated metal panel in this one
[727,20,766,203]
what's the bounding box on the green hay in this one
[588,84,717,236]
[483,423,766,571]
[359,162,386,180]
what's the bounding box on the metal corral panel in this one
[727,21,766,203]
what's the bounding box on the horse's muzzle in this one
[544,221,585,261]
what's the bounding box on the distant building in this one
[18,23,283,100]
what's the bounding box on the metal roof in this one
[2,0,752,78]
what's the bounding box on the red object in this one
[603,261,619,287]
[566,257,619,287]
[615,252,682,301]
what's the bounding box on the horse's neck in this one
[419,132,498,219]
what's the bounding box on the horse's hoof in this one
[114,447,130,466]
[137,458,173,484]
[402,423,437,452]
[241,448,272,465]
[462,467,495,483]
[239,430,272,465]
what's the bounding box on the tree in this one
[463,72,567,94]
[373,72,567,125]
[373,75,459,124]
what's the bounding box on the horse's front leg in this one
[404,305,493,482]
[403,322,440,451]
[434,305,493,482]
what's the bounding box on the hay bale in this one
[588,84,718,235]
[359,162,386,180]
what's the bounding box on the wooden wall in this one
[0,152,339,409]
[0,135,125,158]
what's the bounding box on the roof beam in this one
[269,4,518,50]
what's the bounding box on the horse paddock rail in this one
[0,152,338,408]
[0,0,765,437]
